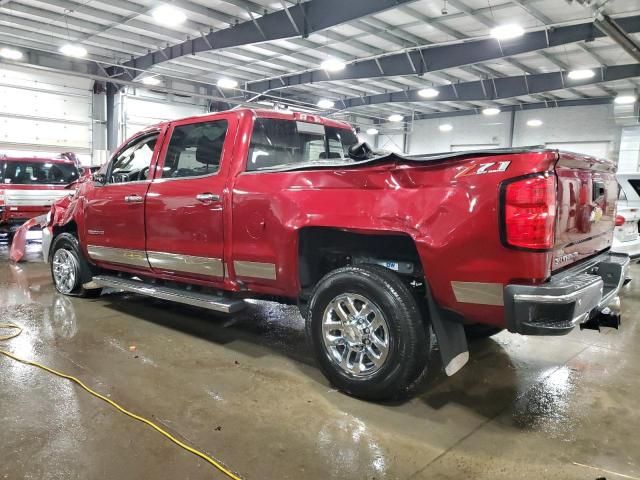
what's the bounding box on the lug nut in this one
[364,328,370,334]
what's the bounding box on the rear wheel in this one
[50,233,102,298]
[307,264,429,401]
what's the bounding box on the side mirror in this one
[92,173,106,184]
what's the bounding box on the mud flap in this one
[426,286,469,376]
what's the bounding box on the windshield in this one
[247,118,359,171]
[1,160,79,185]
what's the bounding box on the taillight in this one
[615,215,625,227]
[0,190,4,206]
[502,174,557,250]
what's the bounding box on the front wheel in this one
[307,265,430,401]
[50,233,102,298]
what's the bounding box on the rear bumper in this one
[504,252,631,335]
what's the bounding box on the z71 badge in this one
[456,161,511,177]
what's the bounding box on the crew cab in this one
[0,154,80,241]
[40,108,630,400]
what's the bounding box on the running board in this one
[92,275,246,314]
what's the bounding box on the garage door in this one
[545,141,611,159]
[0,64,93,163]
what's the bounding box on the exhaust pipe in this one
[580,297,621,331]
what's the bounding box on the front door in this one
[144,115,236,282]
[82,131,162,271]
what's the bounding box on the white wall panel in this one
[0,64,92,158]
[123,89,207,139]
[513,105,620,160]
[408,113,511,154]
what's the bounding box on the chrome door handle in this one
[124,194,143,203]
[196,193,220,203]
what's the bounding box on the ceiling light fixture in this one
[152,4,187,26]
[366,128,379,135]
[439,124,453,132]
[490,24,525,40]
[141,76,161,86]
[526,119,543,127]
[317,99,335,109]
[320,58,346,72]
[482,107,500,116]
[388,114,403,122]
[567,69,595,80]
[0,47,23,60]
[614,94,637,105]
[217,78,238,89]
[418,88,439,98]
[59,44,87,58]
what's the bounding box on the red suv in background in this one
[0,154,80,241]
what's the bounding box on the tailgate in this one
[4,188,70,207]
[553,151,618,271]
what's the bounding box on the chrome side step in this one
[92,275,246,314]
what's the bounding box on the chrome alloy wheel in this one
[321,293,390,377]
[52,248,78,294]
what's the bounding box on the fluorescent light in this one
[490,24,525,40]
[141,76,161,86]
[614,94,637,105]
[0,47,23,60]
[482,107,500,116]
[388,114,403,122]
[317,99,335,109]
[366,128,379,135]
[59,44,87,58]
[217,78,238,89]
[526,119,543,127]
[567,69,595,80]
[418,88,439,98]
[439,123,453,132]
[320,58,346,72]
[152,4,186,26]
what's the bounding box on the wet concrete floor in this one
[1,239,639,479]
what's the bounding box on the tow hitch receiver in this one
[580,299,621,331]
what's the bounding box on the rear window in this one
[0,161,79,185]
[628,179,640,196]
[246,118,358,171]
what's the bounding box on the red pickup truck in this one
[1,154,80,241]
[40,108,630,400]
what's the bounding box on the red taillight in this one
[615,215,625,227]
[503,174,556,250]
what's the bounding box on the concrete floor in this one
[1,239,639,480]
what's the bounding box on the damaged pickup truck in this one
[36,108,630,400]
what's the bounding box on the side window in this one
[618,183,627,201]
[327,127,358,159]
[109,134,158,183]
[160,120,228,178]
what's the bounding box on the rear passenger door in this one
[144,114,237,282]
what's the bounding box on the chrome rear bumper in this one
[504,252,631,335]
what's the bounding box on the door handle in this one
[124,194,143,203]
[196,193,220,203]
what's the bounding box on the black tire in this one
[50,233,102,298]
[464,323,503,339]
[307,264,429,401]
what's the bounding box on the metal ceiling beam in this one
[247,14,640,93]
[409,97,614,121]
[338,64,640,108]
[110,0,419,75]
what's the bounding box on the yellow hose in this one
[0,323,242,480]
